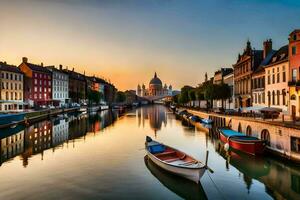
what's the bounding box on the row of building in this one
[0,57,117,111]
[206,29,300,119]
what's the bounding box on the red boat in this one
[218,128,266,155]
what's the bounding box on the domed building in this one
[137,72,172,97]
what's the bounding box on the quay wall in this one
[187,109,300,162]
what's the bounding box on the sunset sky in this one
[0,0,299,90]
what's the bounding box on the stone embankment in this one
[184,108,300,162]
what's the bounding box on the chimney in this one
[22,57,28,63]
[41,62,44,67]
[59,64,63,70]
[72,67,74,72]
[263,39,272,59]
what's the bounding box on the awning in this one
[260,107,282,113]
[242,106,265,113]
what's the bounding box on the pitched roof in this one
[64,69,86,81]
[0,62,23,74]
[24,62,51,74]
[268,45,288,66]
[253,50,276,74]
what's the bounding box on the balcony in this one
[288,80,300,88]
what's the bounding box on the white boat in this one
[145,136,212,183]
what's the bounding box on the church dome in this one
[149,72,162,85]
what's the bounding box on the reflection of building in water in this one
[0,129,24,165]
[88,110,117,133]
[52,118,69,147]
[68,113,88,140]
[138,105,167,136]
[22,120,52,167]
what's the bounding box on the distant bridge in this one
[138,94,173,102]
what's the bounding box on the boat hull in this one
[219,131,265,155]
[147,152,205,183]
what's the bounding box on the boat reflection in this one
[0,110,117,167]
[215,139,300,199]
[144,156,207,200]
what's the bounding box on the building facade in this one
[64,68,87,104]
[212,68,234,109]
[233,40,268,108]
[137,72,172,97]
[251,41,276,109]
[288,29,300,119]
[264,45,289,113]
[47,65,69,107]
[0,62,24,111]
[19,57,53,108]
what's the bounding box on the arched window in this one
[261,129,270,146]
[238,123,242,133]
[246,125,252,136]
[277,90,280,105]
[291,94,296,100]
[272,91,275,105]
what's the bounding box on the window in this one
[292,46,297,55]
[282,89,286,105]
[272,91,275,105]
[262,92,265,103]
[277,72,280,83]
[277,90,280,105]
[292,69,297,81]
[268,75,271,84]
[283,70,286,82]
[293,34,297,41]
[291,137,300,153]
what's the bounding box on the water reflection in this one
[0,105,299,199]
[137,105,167,136]
[144,156,207,200]
[0,110,117,167]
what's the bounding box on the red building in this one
[288,30,300,118]
[19,57,53,108]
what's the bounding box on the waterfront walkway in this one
[184,107,300,130]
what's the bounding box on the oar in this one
[205,150,214,173]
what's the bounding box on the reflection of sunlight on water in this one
[0,105,299,199]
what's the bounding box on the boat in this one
[189,115,202,122]
[218,128,266,155]
[144,156,208,200]
[0,112,25,126]
[201,118,213,124]
[145,136,212,183]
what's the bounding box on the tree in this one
[116,91,126,103]
[195,88,204,108]
[218,83,231,109]
[88,90,102,105]
[188,90,196,107]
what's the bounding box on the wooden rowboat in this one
[218,128,266,155]
[145,136,211,183]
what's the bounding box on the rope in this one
[206,172,227,200]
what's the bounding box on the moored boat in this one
[218,128,266,155]
[145,136,211,183]
[0,112,25,126]
[201,118,213,124]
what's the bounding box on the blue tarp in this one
[219,129,245,137]
[147,141,166,154]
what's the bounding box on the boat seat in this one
[163,154,186,163]
[155,151,176,157]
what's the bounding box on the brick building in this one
[19,57,53,108]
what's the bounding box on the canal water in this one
[0,105,299,200]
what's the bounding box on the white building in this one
[47,65,69,107]
[0,62,24,111]
[52,118,69,147]
[264,45,289,114]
